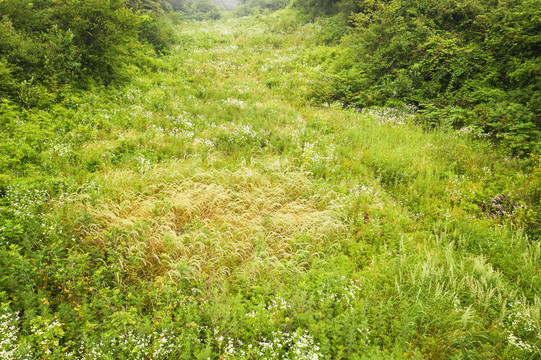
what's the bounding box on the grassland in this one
[1,12,540,359]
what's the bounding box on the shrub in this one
[298,0,541,155]
[0,0,171,104]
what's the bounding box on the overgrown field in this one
[1,12,541,359]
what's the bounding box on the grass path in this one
[1,14,540,359]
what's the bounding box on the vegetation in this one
[294,0,541,155]
[0,1,540,359]
[0,0,176,108]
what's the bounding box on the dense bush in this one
[233,0,289,17]
[0,0,174,105]
[299,0,541,154]
[165,0,222,19]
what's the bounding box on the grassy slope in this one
[1,12,540,359]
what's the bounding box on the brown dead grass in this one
[70,160,347,282]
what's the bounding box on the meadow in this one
[1,11,540,359]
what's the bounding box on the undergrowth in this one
[0,11,540,359]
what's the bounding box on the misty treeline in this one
[0,0,179,106]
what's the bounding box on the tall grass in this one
[61,161,346,284]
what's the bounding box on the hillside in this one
[1,13,540,359]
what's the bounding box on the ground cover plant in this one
[1,5,541,360]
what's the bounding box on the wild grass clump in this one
[61,160,346,284]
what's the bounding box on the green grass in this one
[0,11,540,359]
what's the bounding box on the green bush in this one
[0,0,174,105]
[298,0,541,155]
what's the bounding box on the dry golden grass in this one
[70,159,346,283]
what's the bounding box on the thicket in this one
[0,0,175,107]
[165,0,223,19]
[233,0,289,16]
[295,0,541,155]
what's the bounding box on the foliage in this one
[232,0,289,17]
[297,0,541,155]
[128,0,178,53]
[0,10,540,360]
[0,0,174,105]
[164,0,222,19]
